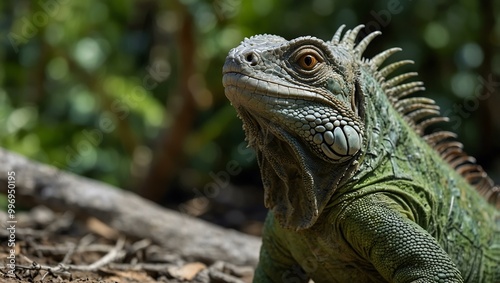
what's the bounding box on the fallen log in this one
[0,148,260,266]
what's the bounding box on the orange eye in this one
[298,54,319,70]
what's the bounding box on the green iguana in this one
[222,24,500,282]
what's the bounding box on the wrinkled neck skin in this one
[350,66,405,184]
[240,108,360,231]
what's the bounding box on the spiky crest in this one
[370,48,402,70]
[379,60,414,78]
[331,24,346,44]
[355,31,381,58]
[385,72,418,88]
[341,25,365,49]
[334,25,500,208]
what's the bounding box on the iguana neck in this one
[349,65,406,183]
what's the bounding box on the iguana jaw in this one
[224,72,364,163]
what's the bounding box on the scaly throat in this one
[238,109,360,230]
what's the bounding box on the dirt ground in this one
[0,206,254,283]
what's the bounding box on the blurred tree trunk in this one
[139,2,198,202]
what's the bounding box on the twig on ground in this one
[107,262,177,272]
[60,242,76,265]
[84,236,126,271]
[13,237,127,281]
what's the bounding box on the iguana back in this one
[223,25,500,282]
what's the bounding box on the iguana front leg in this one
[338,193,463,283]
[254,213,310,283]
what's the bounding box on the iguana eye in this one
[297,52,320,70]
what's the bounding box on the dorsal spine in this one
[331,24,500,209]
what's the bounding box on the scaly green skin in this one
[222,25,500,282]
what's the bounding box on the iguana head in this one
[223,27,371,230]
[224,34,365,161]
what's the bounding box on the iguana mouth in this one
[223,72,341,110]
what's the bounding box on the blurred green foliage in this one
[1,0,499,204]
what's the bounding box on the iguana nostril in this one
[244,52,259,66]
